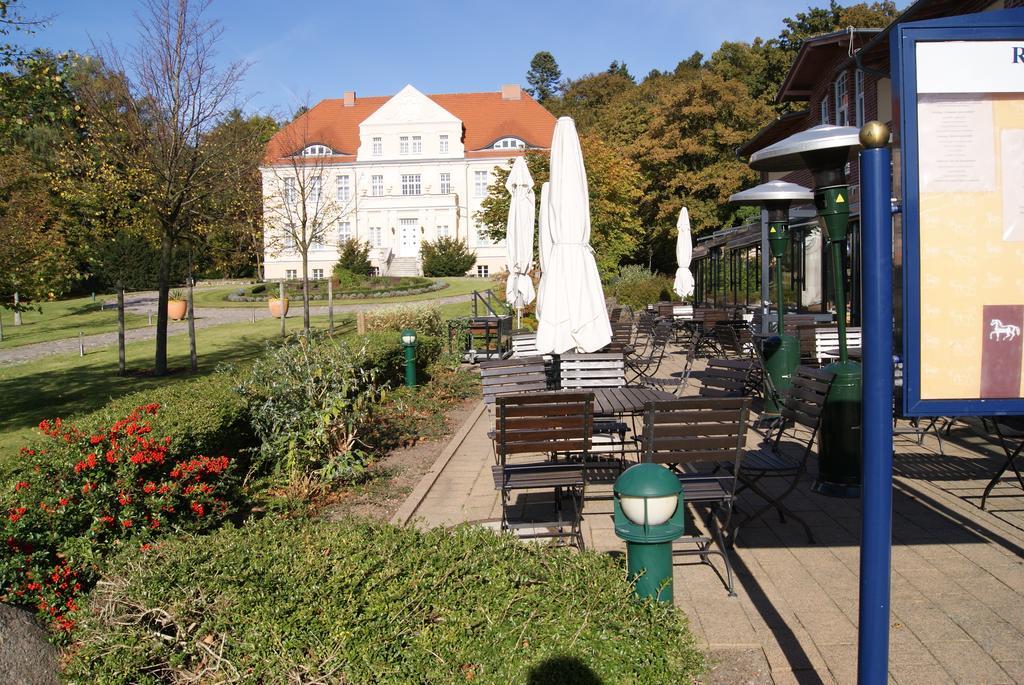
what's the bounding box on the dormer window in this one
[492,137,526,150]
[301,144,332,156]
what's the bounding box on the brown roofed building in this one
[261,84,556,279]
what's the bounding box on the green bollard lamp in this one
[750,124,866,497]
[730,181,814,414]
[613,463,685,603]
[401,328,417,388]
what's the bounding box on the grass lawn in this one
[0,314,349,474]
[190,277,497,309]
[0,295,148,349]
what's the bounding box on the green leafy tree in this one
[631,70,772,234]
[335,239,372,276]
[476,134,643,280]
[198,110,279,278]
[525,51,562,103]
[77,0,250,374]
[421,237,476,277]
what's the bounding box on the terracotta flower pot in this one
[268,297,289,318]
[167,299,188,321]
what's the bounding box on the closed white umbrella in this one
[504,157,536,327]
[673,206,695,298]
[535,181,551,319]
[536,117,612,354]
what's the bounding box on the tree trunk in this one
[155,232,173,375]
[117,287,126,376]
[301,250,310,333]
[279,280,286,338]
[187,251,198,372]
[327,278,334,332]
[0,308,4,341]
[13,292,21,326]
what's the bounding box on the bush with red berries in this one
[1,405,237,635]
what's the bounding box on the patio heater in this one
[750,125,864,497]
[613,464,684,603]
[730,181,814,413]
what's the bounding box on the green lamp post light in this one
[401,328,417,388]
[613,463,685,603]
[750,124,865,497]
[729,181,814,414]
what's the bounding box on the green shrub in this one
[1,407,238,636]
[421,237,477,277]
[236,331,442,483]
[251,283,266,294]
[82,372,254,461]
[611,265,674,309]
[332,267,363,290]
[335,239,372,276]
[68,518,704,683]
[364,305,444,339]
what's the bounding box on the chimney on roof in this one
[343,91,356,107]
[501,84,521,101]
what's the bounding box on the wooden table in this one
[589,386,677,417]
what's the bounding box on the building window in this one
[834,73,849,126]
[285,269,297,279]
[371,175,384,196]
[399,136,409,155]
[369,226,383,247]
[476,265,489,278]
[492,137,526,149]
[854,69,865,128]
[411,135,422,154]
[301,144,331,156]
[474,170,488,197]
[819,98,830,125]
[475,223,492,246]
[283,177,296,203]
[338,221,351,243]
[440,172,452,194]
[309,176,321,206]
[439,134,448,153]
[312,268,324,279]
[372,137,382,156]
[437,225,450,238]
[336,176,350,203]
[401,174,421,196]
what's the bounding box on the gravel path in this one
[0,291,474,366]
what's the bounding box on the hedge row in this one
[67,518,704,684]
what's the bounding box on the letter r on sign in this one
[1015,46,1024,63]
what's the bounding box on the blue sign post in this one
[857,123,894,685]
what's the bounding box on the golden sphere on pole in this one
[859,121,890,149]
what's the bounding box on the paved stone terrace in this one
[393,347,1024,684]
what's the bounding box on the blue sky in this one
[22,0,854,119]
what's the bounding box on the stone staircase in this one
[386,257,421,277]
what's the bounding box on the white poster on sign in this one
[1002,129,1024,241]
[917,41,1024,94]
[918,94,996,193]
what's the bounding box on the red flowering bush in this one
[1,405,237,635]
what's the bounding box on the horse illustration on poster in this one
[990,319,1022,342]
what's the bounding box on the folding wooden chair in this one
[490,392,594,549]
[560,352,631,465]
[731,366,835,545]
[480,355,549,406]
[641,396,752,596]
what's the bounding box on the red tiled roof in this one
[265,89,556,164]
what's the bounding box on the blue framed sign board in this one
[894,8,1024,417]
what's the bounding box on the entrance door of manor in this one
[398,218,420,257]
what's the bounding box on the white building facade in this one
[261,84,555,280]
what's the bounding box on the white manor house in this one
[261,84,556,280]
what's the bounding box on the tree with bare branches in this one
[263,115,355,332]
[80,0,249,375]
